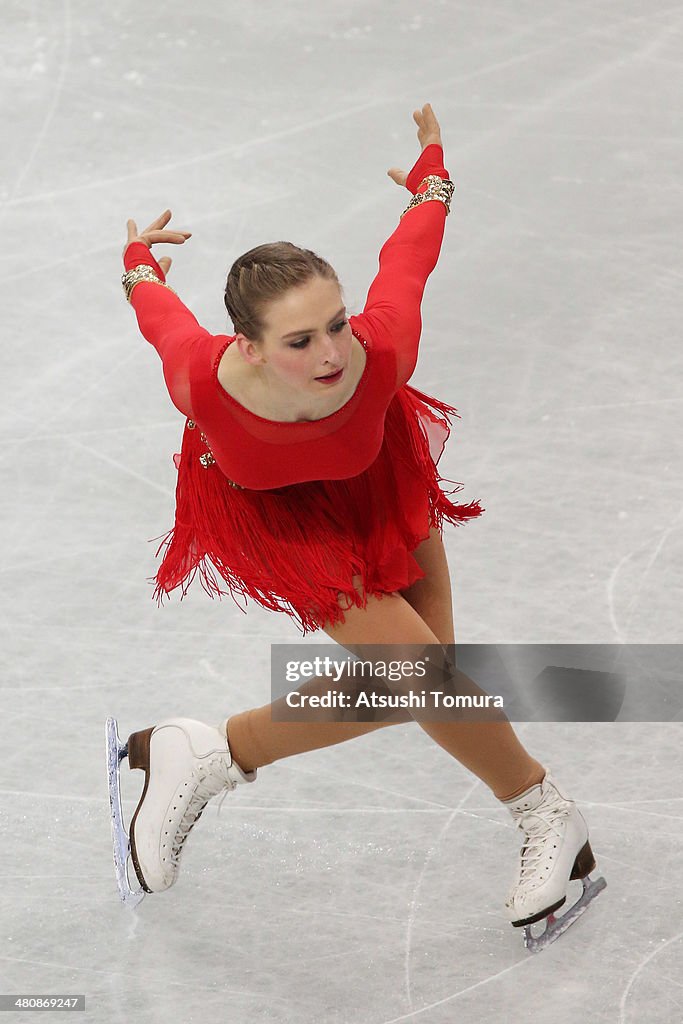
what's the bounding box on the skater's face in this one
[235,275,353,399]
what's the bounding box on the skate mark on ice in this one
[555,395,683,413]
[0,953,292,1007]
[2,0,72,212]
[6,1,677,212]
[402,777,481,1010]
[64,439,172,497]
[291,762,455,810]
[399,724,539,1005]
[383,956,535,1024]
[426,4,683,175]
[606,503,683,642]
[595,822,683,842]
[7,420,179,445]
[619,928,683,1023]
[596,851,657,876]
[1,96,390,208]
[581,800,683,822]
[0,788,103,803]
[0,349,142,461]
[227,806,456,815]
[601,796,683,806]
[620,506,683,636]
[0,546,130,578]
[1,194,280,289]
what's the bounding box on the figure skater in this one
[111,103,605,950]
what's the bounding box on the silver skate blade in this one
[105,717,145,909]
[523,874,606,953]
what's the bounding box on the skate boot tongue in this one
[505,774,575,846]
[503,772,567,817]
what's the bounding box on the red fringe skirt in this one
[150,385,484,635]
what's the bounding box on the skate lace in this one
[515,790,572,886]
[169,758,236,868]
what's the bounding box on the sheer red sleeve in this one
[357,143,451,389]
[123,242,213,419]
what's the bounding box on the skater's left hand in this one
[387,102,443,188]
[123,209,192,277]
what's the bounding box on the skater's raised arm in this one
[357,105,454,390]
[122,212,209,419]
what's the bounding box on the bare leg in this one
[228,529,544,801]
[226,529,451,771]
[399,529,545,798]
[321,594,544,801]
[401,527,457,645]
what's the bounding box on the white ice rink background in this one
[1,1,682,1021]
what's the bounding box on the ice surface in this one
[1,1,682,1022]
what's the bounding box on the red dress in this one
[124,145,484,635]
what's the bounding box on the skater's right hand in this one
[387,103,444,189]
[123,210,192,277]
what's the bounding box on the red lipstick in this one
[315,368,343,384]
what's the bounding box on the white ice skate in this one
[503,772,606,953]
[105,716,256,904]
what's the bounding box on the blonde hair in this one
[224,241,341,342]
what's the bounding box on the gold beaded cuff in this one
[121,265,178,303]
[400,175,456,220]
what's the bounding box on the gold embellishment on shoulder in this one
[199,430,215,469]
[185,422,244,485]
